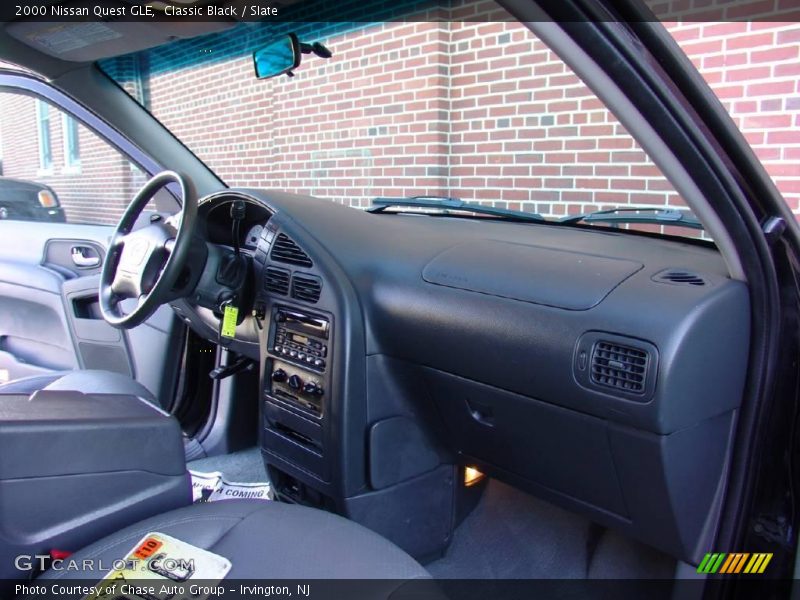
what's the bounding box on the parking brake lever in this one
[209,355,253,380]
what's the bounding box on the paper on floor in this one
[189,469,272,503]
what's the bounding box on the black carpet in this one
[427,479,675,579]
[188,446,269,483]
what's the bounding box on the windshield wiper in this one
[368,196,547,223]
[559,207,704,230]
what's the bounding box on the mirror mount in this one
[299,41,333,60]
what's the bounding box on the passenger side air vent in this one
[653,269,707,286]
[270,233,313,268]
[264,267,290,296]
[590,341,650,394]
[575,332,658,401]
[291,273,322,304]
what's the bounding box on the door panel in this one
[62,274,133,378]
[0,250,79,383]
[0,220,180,403]
[0,285,77,379]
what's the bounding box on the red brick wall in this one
[668,21,800,212]
[447,20,673,217]
[1,12,798,229]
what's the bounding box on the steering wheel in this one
[100,170,197,329]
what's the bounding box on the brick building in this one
[1,4,798,226]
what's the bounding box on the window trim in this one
[34,98,52,175]
[61,112,81,174]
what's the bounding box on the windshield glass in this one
[100,5,708,239]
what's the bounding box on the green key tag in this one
[221,304,239,339]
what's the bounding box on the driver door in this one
[0,82,182,405]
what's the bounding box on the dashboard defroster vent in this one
[291,274,322,304]
[653,269,707,286]
[264,267,290,296]
[590,341,649,394]
[271,233,313,268]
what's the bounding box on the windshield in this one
[100,6,720,240]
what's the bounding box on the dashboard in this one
[173,188,750,566]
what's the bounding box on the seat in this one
[36,499,433,596]
[0,369,161,407]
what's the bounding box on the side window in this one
[0,91,151,225]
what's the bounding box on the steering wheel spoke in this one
[100,280,125,309]
[99,171,196,329]
[109,231,127,252]
[99,282,115,306]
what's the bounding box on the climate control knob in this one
[287,374,303,390]
[271,369,287,383]
[302,382,324,396]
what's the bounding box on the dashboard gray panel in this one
[422,240,642,310]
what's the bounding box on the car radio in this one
[271,308,329,373]
[266,307,330,418]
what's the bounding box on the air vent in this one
[264,267,290,296]
[270,233,313,268]
[291,273,322,304]
[653,269,707,286]
[590,341,649,394]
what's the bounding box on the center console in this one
[261,304,333,488]
[254,219,458,562]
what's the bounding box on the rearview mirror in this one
[253,34,300,79]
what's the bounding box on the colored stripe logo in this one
[697,552,772,574]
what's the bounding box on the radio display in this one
[278,310,329,339]
[290,333,310,345]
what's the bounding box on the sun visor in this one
[5,1,236,62]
